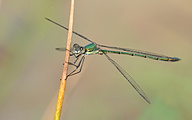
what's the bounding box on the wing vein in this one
[102,50,150,104]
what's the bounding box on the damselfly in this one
[46,18,180,104]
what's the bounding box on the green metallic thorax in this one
[84,43,100,55]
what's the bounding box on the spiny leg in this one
[70,51,78,58]
[72,54,82,64]
[65,54,82,67]
[60,49,85,77]
[64,48,79,58]
[63,49,81,65]
[67,55,85,77]
[68,56,85,76]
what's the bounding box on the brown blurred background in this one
[0,0,191,120]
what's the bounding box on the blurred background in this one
[0,0,191,120]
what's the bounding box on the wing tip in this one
[144,97,151,104]
[138,91,151,104]
[55,48,66,51]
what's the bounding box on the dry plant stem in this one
[54,0,75,120]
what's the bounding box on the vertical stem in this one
[54,0,75,120]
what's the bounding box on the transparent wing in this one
[102,50,150,104]
[55,48,66,51]
[46,18,94,43]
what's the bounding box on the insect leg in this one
[67,55,85,77]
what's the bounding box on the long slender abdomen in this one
[102,50,180,62]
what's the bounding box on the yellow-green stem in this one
[54,0,75,120]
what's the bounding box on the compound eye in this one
[73,44,79,48]
[80,47,83,51]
